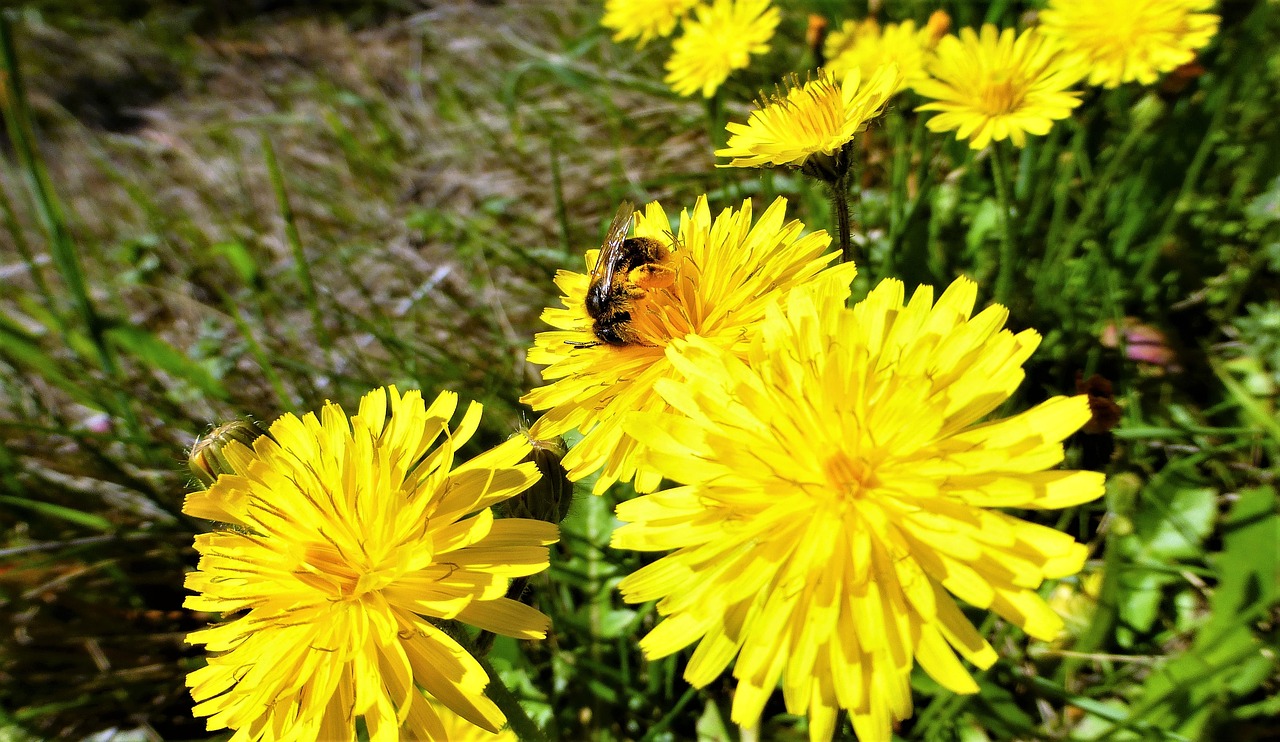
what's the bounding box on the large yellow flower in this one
[824,16,945,94]
[665,0,780,98]
[715,65,899,175]
[1039,0,1219,88]
[184,386,557,741]
[916,25,1085,150]
[523,196,858,495]
[602,0,701,48]
[614,279,1105,741]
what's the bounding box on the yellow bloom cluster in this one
[523,194,1103,739]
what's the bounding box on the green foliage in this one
[0,1,1277,740]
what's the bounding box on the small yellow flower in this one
[523,196,857,495]
[1039,0,1219,88]
[184,386,557,741]
[715,65,900,178]
[615,279,1105,741]
[665,0,780,98]
[602,0,701,48]
[824,17,943,94]
[916,25,1085,150]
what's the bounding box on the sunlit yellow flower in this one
[523,196,858,495]
[916,25,1085,150]
[184,386,557,741]
[715,65,899,178]
[602,0,701,48]
[1039,0,1219,88]
[665,0,780,98]
[614,279,1105,742]
[824,16,944,93]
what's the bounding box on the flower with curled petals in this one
[1039,0,1219,88]
[183,386,557,741]
[613,278,1105,741]
[522,196,857,495]
[665,0,780,98]
[715,65,899,180]
[916,25,1085,150]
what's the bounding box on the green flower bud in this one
[188,420,266,489]
[503,432,573,525]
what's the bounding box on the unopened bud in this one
[188,420,266,488]
[924,10,951,45]
[505,433,573,525]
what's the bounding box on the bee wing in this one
[593,201,636,287]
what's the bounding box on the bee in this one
[576,202,677,347]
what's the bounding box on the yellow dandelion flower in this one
[1039,0,1219,88]
[824,17,941,93]
[602,0,701,48]
[614,279,1105,742]
[183,386,557,741]
[714,65,900,178]
[915,25,1085,150]
[665,0,780,98]
[522,196,858,495]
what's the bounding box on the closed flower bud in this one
[188,420,266,488]
[503,432,573,525]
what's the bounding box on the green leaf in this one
[104,325,229,400]
[0,494,112,531]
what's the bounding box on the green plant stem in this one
[705,92,725,150]
[473,650,547,742]
[831,172,854,265]
[990,142,1017,306]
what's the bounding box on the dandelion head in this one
[522,196,857,495]
[602,0,701,48]
[614,279,1105,741]
[916,25,1085,150]
[824,17,941,94]
[715,65,900,179]
[1039,0,1219,88]
[664,0,780,98]
[183,386,558,741]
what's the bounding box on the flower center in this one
[296,542,398,600]
[823,450,879,500]
[980,76,1024,115]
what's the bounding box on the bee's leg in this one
[628,263,676,290]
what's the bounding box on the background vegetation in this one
[0,0,1275,739]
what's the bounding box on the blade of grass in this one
[0,14,147,451]
[260,132,331,352]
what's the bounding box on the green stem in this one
[474,649,547,742]
[705,92,726,151]
[831,172,855,265]
[990,142,1017,306]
